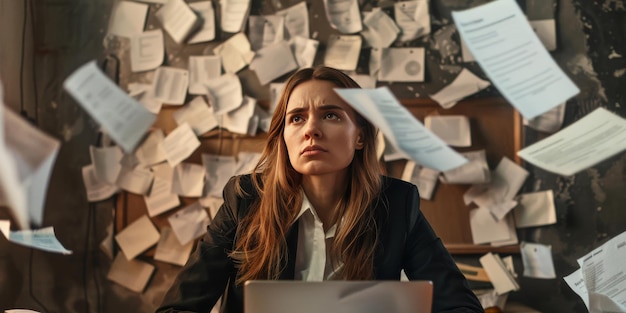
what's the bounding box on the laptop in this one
[244,280,433,313]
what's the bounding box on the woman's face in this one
[283,79,363,177]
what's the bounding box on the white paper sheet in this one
[2,108,60,228]
[64,61,156,153]
[441,150,490,184]
[107,1,148,38]
[323,35,361,71]
[514,190,556,228]
[452,0,579,120]
[465,157,528,220]
[249,41,298,85]
[517,107,626,176]
[322,0,362,34]
[115,166,154,195]
[248,15,284,51]
[268,82,286,114]
[154,226,194,266]
[220,0,250,33]
[188,55,221,95]
[155,0,199,43]
[564,269,590,310]
[290,36,318,69]
[378,48,425,82]
[115,215,160,260]
[520,241,556,279]
[334,87,467,172]
[429,68,491,109]
[213,33,255,74]
[576,231,626,312]
[480,252,520,295]
[222,96,256,134]
[161,123,201,167]
[144,177,180,217]
[470,207,512,245]
[168,202,209,245]
[394,0,430,42]
[361,9,400,49]
[130,30,164,73]
[135,129,167,167]
[152,66,189,105]
[107,252,155,292]
[188,1,216,44]
[349,74,376,89]
[204,73,243,115]
[199,196,224,220]
[89,145,123,185]
[424,115,471,147]
[400,160,439,200]
[2,225,72,254]
[128,82,163,114]
[523,102,565,134]
[234,151,262,175]
[490,214,518,247]
[82,164,119,202]
[276,1,309,39]
[202,154,237,198]
[172,96,219,136]
[171,163,205,197]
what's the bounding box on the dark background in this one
[1,0,625,312]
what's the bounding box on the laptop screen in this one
[244,280,433,313]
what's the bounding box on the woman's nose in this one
[304,119,322,139]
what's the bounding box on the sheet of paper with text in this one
[452,0,579,120]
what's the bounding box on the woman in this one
[157,67,484,313]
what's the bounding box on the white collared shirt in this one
[293,192,342,281]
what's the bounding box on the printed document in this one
[155,0,199,43]
[361,9,400,49]
[107,253,154,292]
[249,41,298,85]
[82,164,119,202]
[324,35,361,71]
[115,215,160,260]
[144,176,179,217]
[171,163,205,197]
[394,0,430,42]
[172,96,219,135]
[429,68,490,109]
[161,123,201,167]
[154,226,194,266]
[452,0,579,120]
[134,129,167,167]
[107,1,148,38]
[334,87,467,172]
[152,66,189,105]
[517,107,626,176]
[220,0,250,33]
[130,30,164,72]
[168,202,209,245]
[323,0,362,34]
[205,73,243,115]
[63,61,156,153]
[276,1,309,39]
[188,1,216,44]
[213,33,255,74]
[565,231,626,313]
[2,108,60,229]
[188,55,221,95]
[1,223,72,254]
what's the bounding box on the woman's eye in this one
[324,112,339,120]
[290,116,303,123]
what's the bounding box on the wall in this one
[1,0,625,312]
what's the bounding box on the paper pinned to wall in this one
[130,29,164,72]
[108,1,148,38]
[322,0,362,34]
[188,1,216,44]
[155,0,200,43]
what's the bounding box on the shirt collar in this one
[295,190,338,239]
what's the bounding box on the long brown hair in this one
[230,66,382,284]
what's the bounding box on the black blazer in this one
[157,174,484,313]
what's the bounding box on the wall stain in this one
[586,168,607,203]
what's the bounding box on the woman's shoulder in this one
[226,173,260,198]
[380,175,419,194]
